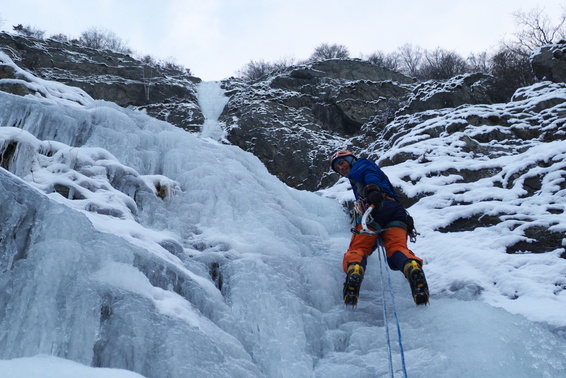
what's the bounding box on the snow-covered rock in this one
[0,32,203,131]
[532,39,566,83]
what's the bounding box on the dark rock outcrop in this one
[0,32,203,131]
[531,40,566,83]
[397,73,495,115]
[221,61,495,190]
[221,60,419,190]
[286,58,416,84]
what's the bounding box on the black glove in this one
[364,184,385,210]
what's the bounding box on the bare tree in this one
[139,54,158,66]
[397,44,423,77]
[481,6,564,101]
[137,55,158,101]
[507,7,566,55]
[271,56,296,74]
[308,43,350,61]
[467,51,490,73]
[79,27,132,54]
[488,47,535,101]
[237,56,295,82]
[366,51,401,72]
[13,24,45,39]
[158,57,185,73]
[237,60,274,81]
[49,33,69,43]
[419,48,468,80]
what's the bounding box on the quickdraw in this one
[361,204,377,234]
[350,205,389,235]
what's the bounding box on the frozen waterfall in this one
[197,81,229,141]
[0,52,565,377]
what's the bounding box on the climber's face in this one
[335,159,351,177]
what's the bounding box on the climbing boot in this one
[403,260,429,305]
[343,263,364,306]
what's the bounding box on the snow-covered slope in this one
[0,52,565,377]
[359,81,566,324]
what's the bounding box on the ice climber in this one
[330,150,430,306]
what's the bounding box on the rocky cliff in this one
[220,62,499,190]
[0,32,204,131]
[1,33,565,256]
[532,39,566,83]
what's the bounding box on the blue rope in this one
[377,241,395,377]
[377,240,408,378]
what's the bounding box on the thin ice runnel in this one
[197,81,229,140]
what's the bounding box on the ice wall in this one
[0,54,565,377]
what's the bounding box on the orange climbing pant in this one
[342,224,422,273]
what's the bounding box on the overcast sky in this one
[1,0,564,81]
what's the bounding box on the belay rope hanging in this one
[360,205,408,378]
[377,239,408,378]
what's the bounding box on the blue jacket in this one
[348,159,400,202]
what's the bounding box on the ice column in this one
[197,81,229,140]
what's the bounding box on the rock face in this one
[0,32,204,131]
[221,61,495,190]
[286,58,416,83]
[397,72,494,115]
[219,56,565,257]
[531,40,566,83]
[220,62,415,190]
[1,33,564,256]
[367,80,566,256]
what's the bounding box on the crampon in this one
[343,264,364,306]
[404,260,429,305]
